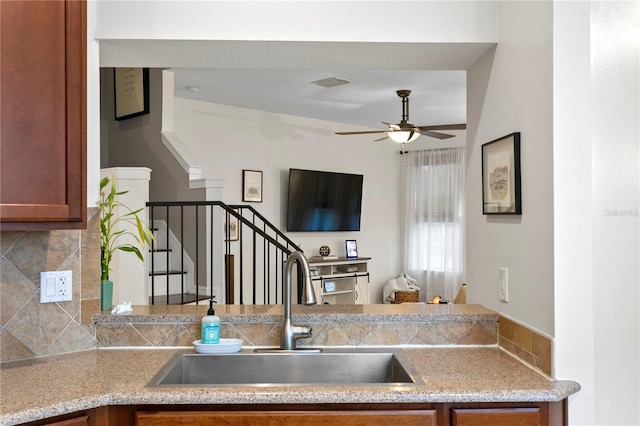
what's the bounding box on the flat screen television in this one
[287,168,363,232]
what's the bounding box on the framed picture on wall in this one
[242,170,263,202]
[482,132,522,214]
[226,209,239,241]
[114,68,150,120]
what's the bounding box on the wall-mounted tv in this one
[287,168,363,232]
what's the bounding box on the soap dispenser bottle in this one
[201,300,220,344]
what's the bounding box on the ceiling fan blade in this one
[374,135,389,142]
[335,130,388,135]
[382,122,400,130]
[418,123,467,131]
[417,130,455,139]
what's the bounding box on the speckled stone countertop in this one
[0,346,579,426]
[93,302,499,323]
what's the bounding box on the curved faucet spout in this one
[281,251,317,350]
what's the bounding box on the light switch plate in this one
[499,267,509,303]
[40,270,72,303]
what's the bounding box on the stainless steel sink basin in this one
[147,348,425,387]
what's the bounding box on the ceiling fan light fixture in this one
[387,130,420,143]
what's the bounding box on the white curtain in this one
[401,147,465,301]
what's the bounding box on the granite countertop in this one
[0,346,580,426]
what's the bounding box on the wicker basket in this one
[391,290,419,304]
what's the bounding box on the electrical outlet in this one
[499,267,508,302]
[40,270,72,303]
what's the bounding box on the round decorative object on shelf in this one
[319,245,331,257]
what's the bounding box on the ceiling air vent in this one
[311,77,351,88]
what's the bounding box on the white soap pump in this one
[201,299,220,344]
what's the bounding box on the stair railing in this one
[147,201,301,305]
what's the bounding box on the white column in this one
[100,167,152,305]
[190,179,226,303]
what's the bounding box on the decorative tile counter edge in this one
[93,304,499,348]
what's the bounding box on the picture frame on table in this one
[114,68,149,120]
[482,132,522,215]
[242,170,263,202]
[345,240,358,258]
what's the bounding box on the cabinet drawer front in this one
[38,415,90,426]
[135,410,437,426]
[452,408,542,425]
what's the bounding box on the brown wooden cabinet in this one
[0,0,86,230]
[14,402,567,426]
[135,409,437,426]
[104,401,566,426]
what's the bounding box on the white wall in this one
[466,1,554,336]
[554,2,640,424]
[172,96,407,302]
[94,1,497,44]
[590,2,639,421]
[553,2,596,423]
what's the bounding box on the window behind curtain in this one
[401,147,465,301]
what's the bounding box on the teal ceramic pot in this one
[101,280,113,311]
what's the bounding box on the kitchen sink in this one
[147,348,425,387]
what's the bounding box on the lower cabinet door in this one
[38,415,90,426]
[135,410,437,426]
[451,407,542,426]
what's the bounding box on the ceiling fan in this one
[335,89,466,147]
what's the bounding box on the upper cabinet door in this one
[0,0,86,230]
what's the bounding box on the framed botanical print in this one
[482,132,522,214]
[226,209,239,241]
[242,170,263,202]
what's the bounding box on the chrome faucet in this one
[281,251,317,350]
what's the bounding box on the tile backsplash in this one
[0,208,101,362]
[94,318,499,349]
[499,316,552,376]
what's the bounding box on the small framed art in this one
[482,132,522,214]
[226,209,239,241]
[345,240,358,258]
[114,68,149,120]
[242,170,263,202]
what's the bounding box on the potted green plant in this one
[98,176,154,310]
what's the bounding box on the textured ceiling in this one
[100,39,495,132]
[171,68,468,131]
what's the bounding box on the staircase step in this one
[150,293,210,305]
[149,270,187,276]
